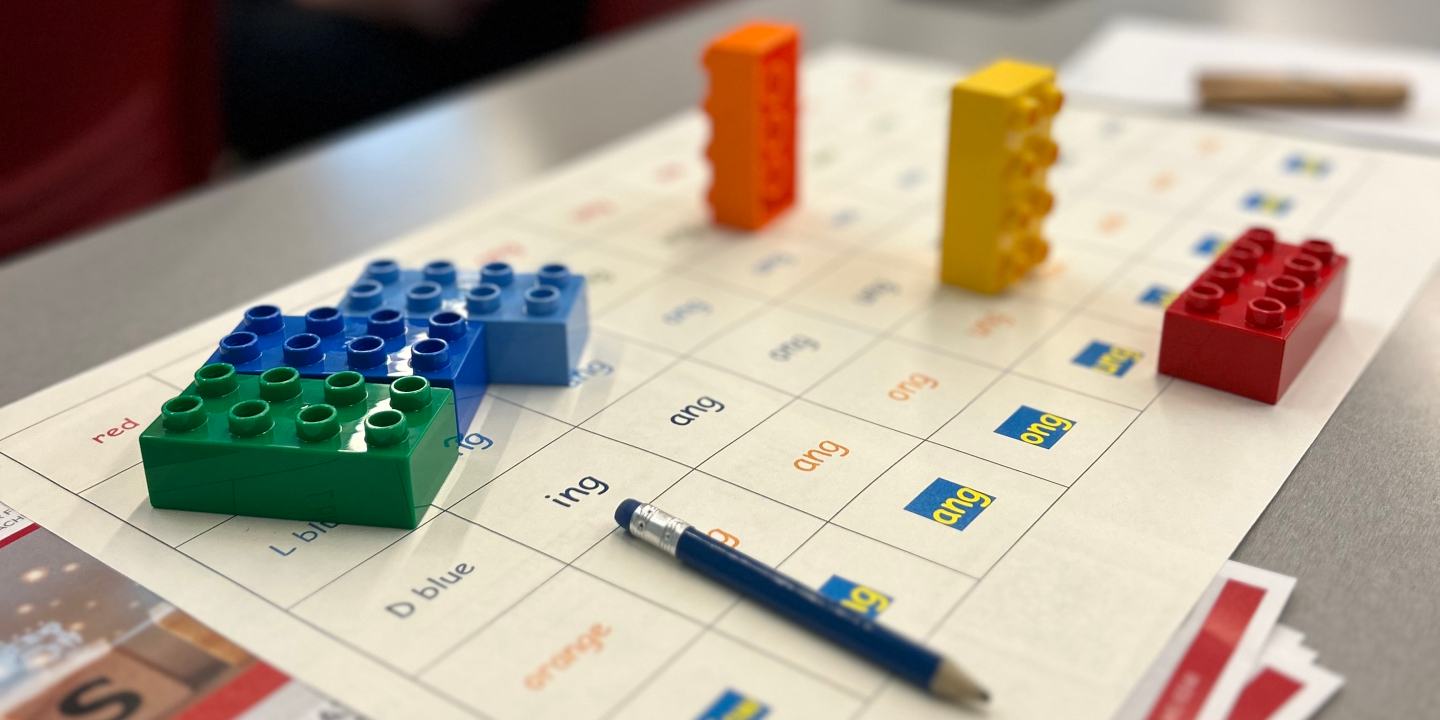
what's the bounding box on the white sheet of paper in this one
[1063,17,1440,149]
[0,48,1431,720]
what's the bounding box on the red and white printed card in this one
[1225,627,1343,720]
[1117,561,1297,720]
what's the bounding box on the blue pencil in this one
[613,499,989,704]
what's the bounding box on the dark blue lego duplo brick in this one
[463,262,589,386]
[337,260,590,386]
[206,304,489,433]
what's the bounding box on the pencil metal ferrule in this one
[628,503,689,557]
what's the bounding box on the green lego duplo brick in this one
[139,363,458,529]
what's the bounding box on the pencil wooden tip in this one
[929,659,990,705]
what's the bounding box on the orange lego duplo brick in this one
[703,23,799,231]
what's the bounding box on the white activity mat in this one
[2,48,1437,720]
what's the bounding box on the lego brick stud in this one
[466,285,501,314]
[423,260,457,286]
[1228,243,1261,272]
[537,264,572,288]
[702,22,799,231]
[1301,239,1335,265]
[367,308,406,339]
[258,366,303,402]
[218,332,261,364]
[410,338,451,372]
[193,362,239,398]
[1265,276,1304,307]
[365,259,402,284]
[282,333,324,367]
[481,262,514,287]
[1206,262,1244,292]
[1185,283,1224,314]
[160,395,207,432]
[427,311,467,341]
[244,305,284,335]
[1239,227,1276,253]
[389,376,433,411]
[305,306,345,336]
[364,410,408,447]
[324,371,368,406]
[227,399,274,437]
[1246,297,1286,329]
[1283,255,1322,285]
[346,336,388,370]
[940,59,1063,294]
[346,280,385,311]
[407,281,444,314]
[525,286,561,316]
[295,404,340,442]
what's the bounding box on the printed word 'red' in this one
[525,623,611,691]
[546,476,610,508]
[672,396,725,426]
[904,478,994,531]
[793,440,849,471]
[92,418,140,444]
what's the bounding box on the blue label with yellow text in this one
[1242,191,1293,217]
[818,575,892,619]
[1284,153,1331,178]
[995,406,1075,449]
[1138,285,1178,307]
[904,478,994,531]
[1073,342,1142,377]
[696,690,769,720]
[1192,233,1228,258]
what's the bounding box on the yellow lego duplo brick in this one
[940,59,1063,294]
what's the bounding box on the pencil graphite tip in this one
[930,659,990,705]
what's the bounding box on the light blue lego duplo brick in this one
[206,304,489,433]
[338,260,591,386]
[464,262,589,386]
[339,258,477,318]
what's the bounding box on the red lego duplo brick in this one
[1158,227,1347,404]
[703,22,799,231]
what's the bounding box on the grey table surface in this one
[2,0,1437,717]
